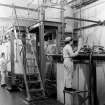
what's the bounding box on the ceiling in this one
[0,0,71,32]
[0,0,71,18]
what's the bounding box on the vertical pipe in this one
[57,25,62,54]
[77,64,79,89]
[38,0,39,19]
[38,0,45,84]
[10,31,15,86]
[39,21,45,84]
[22,33,31,100]
[60,0,65,40]
[89,52,92,105]
[40,0,45,21]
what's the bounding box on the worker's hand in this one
[75,48,80,56]
[77,46,81,53]
[73,47,78,52]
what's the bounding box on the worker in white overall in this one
[63,37,80,91]
[0,53,8,87]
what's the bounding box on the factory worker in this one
[63,37,80,91]
[0,52,9,87]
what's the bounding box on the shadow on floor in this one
[0,87,63,105]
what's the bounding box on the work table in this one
[47,53,105,105]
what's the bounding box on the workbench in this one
[73,53,105,105]
[50,53,105,105]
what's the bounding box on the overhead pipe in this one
[65,16,101,24]
[74,23,103,31]
[66,0,76,5]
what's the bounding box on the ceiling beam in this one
[0,3,38,12]
[0,17,38,21]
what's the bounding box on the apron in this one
[0,58,7,85]
[1,71,6,85]
[64,58,74,88]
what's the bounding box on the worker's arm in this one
[6,59,10,64]
[67,46,79,57]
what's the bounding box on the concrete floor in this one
[0,87,26,105]
[0,87,63,105]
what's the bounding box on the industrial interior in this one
[0,0,105,105]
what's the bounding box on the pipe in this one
[67,0,76,5]
[0,3,38,11]
[65,16,101,24]
[74,23,101,31]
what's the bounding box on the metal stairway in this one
[10,5,46,101]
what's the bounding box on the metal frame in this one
[63,90,89,105]
[29,21,63,82]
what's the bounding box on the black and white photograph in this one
[0,0,105,105]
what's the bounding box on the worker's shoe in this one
[64,87,76,91]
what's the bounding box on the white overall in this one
[63,44,78,88]
[0,57,7,85]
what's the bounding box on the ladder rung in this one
[31,95,47,100]
[28,80,41,84]
[29,88,44,92]
[63,90,88,94]
[27,65,37,67]
[45,79,56,83]
[26,58,35,60]
[26,72,39,75]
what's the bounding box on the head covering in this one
[64,37,72,42]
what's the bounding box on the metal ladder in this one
[23,38,45,102]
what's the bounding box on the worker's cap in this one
[64,37,72,42]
